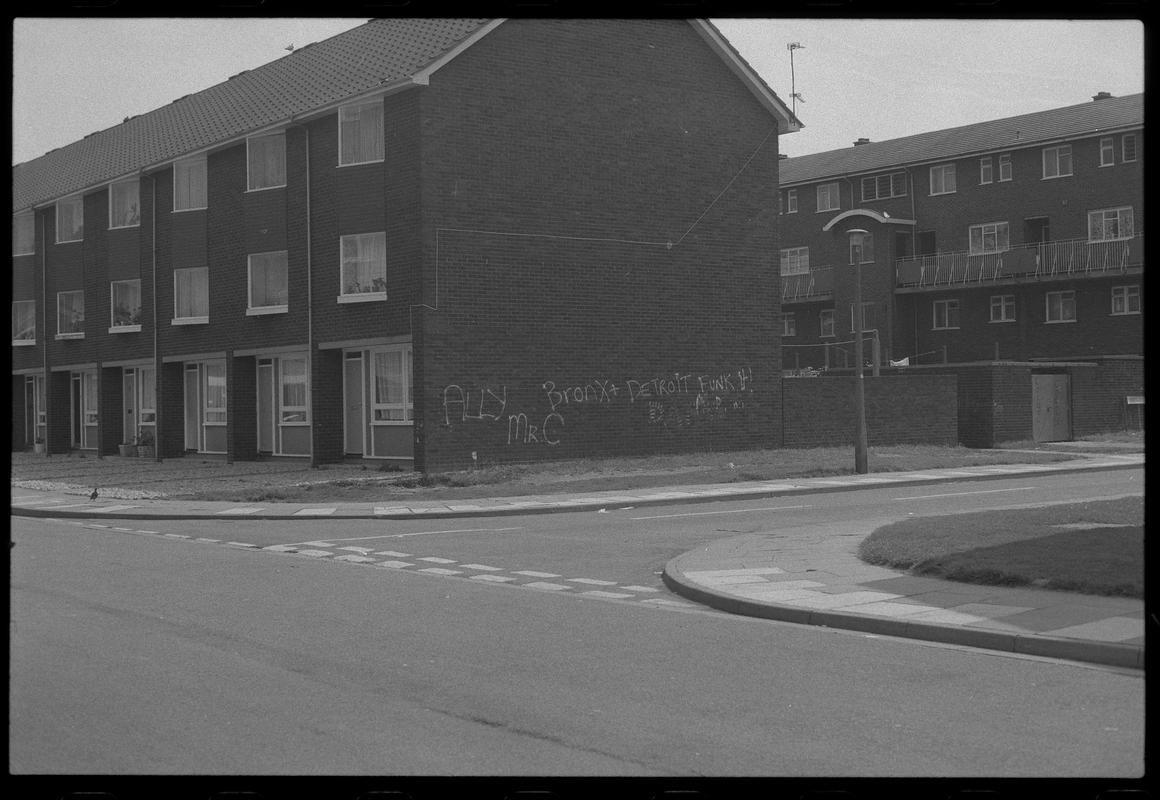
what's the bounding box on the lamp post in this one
[848,228,870,474]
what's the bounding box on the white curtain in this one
[176,268,209,317]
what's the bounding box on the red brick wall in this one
[416,20,782,470]
[1072,357,1144,436]
[781,374,958,448]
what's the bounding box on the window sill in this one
[109,223,141,231]
[1110,311,1141,317]
[338,292,387,304]
[172,206,208,214]
[109,325,142,334]
[337,158,385,168]
[55,332,85,340]
[279,421,311,426]
[1041,174,1073,181]
[247,305,288,316]
[55,238,83,245]
[13,251,35,257]
[1099,163,1114,168]
[1045,319,1077,325]
[988,319,1017,324]
[12,339,36,346]
[172,316,209,326]
[929,191,957,197]
[245,184,286,194]
[372,419,414,426]
[932,327,961,331]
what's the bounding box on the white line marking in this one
[641,598,695,607]
[86,505,141,513]
[471,574,517,583]
[216,507,263,515]
[195,538,221,543]
[286,528,523,545]
[292,508,336,516]
[581,590,635,599]
[621,585,661,593]
[373,550,412,558]
[226,541,259,548]
[523,581,571,591]
[263,545,299,552]
[417,567,462,576]
[895,487,1036,500]
[375,560,415,568]
[337,546,376,553]
[85,523,109,528]
[514,570,561,578]
[334,555,377,563]
[568,578,618,586]
[417,556,457,564]
[294,550,335,558]
[631,505,810,520]
[460,563,503,571]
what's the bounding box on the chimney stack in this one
[853,137,871,146]
[1092,91,1114,101]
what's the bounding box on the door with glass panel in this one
[367,344,413,460]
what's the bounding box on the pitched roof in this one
[780,93,1143,186]
[13,18,491,211]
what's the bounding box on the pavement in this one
[10,447,1145,670]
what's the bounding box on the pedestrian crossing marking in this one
[417,567,462,576]
[514,570,561,578]
[470,574,517,583]
[294,549,335,558]
[375,560,414,568]
[524,581,571,591]
[417,556,457,564]
[581,590,635,599]
[374,550,412,557]
[334,555,377,563]
[460,563,503,571]
[568,578,618,586]
[338,546,375,553]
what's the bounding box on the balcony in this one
[895,236,1144,291]
[782,266,834,304]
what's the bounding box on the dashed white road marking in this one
[294,549,335,558]
[334,555,377,563]
[460,563,503,571]
[568,578,618,586]
[631,505,810,521]
[375,560,415,569]
[417,567,462,576]
[337,546,376,554]
[417,556,457,564]
[374,550,412,557]
[263,545,299,552]
[895,487,1035,500]
[195,537,221,543]
[514,570,561,578]
[471,574,517,583]
[582,590,635,599]
[226,541,259,548]
[524,581,572,591]
[621,585,661,593]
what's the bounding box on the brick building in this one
[775,93,1143,442]
[12,18,800,471]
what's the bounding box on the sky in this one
[11,17,1146,167]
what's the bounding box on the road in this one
[9,468,1144,780]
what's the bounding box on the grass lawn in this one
[858,497,1144,598]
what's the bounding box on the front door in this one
[184,365,201,451]
[123,369,137,444]
[344,353,364,455]
[1032,373,1071,442]
[257,360,275,453]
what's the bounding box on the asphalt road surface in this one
[10,468,1144,779]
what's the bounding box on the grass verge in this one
[857,497,1143,598]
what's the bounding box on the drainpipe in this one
[305,125,314,467]
[151,173,161,462]
[40,210,49,456]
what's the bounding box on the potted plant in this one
[33,436,47,455]
[136,429,155,459]
[118,439,137,457]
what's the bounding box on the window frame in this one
[998,153,1012,182]
[13,211,35,256]
[139,366,157,424]
[173,155,208,212]
[816,182,841,213]
[979,156,993,185]
[968,221,1010,255]
[819,309,835,338]
[339,232,388,302]
[849,231,874,265]
[55,195,84,244]
[781,312,796,337]
[338,100,385,167]
[173,266,210,325]
[785,188,798,214]
[849,301,876,332]
[860,172,906,201]
[1111,285,1140,316]
[108,178,140,229]
[1099,137,1115,167]
[12,300,36,344]
[1087,206,1135,242]
[82,371,99,427]
[1042,144,1073,179]
[989,294,1016,323]
[203,361,227,426]
[370,343,414,424]
[279,356,310,424]
[247,250,289,314]
[56,290,85,338]
[779,246,810,276]
[929,163,957,196]
[109,279,142,332]
[932,299,961,330]
[1045,290,1077,324]
[247,131,287,192]
[1122,134,1137,163]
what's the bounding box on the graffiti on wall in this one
[441,366,755,446]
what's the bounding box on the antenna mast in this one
[787,42,805,116]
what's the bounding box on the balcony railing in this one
[782,265,834,303]
[895,236,1144,289]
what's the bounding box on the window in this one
[110,279,142,329]
[56,195,84,243]
[1111,285,1140,316]
[779,247,810,276]
[1046,290,1076,323]
[174,156,207,211]
[979,157,993,185]
[990,295,1016,323]
[12,300,35,343]
[849,231,874,264]
[1088,207,1134,242]
[280,357,309,423]
[861,172,906,201]
[819,309,835,338]
[1042,145,1072,179]
[849,302,876,331]
[816,182,840,212]
[204,362,227,425]
[933,299,960,330]
[1100,137,1115,167]
[969,222,1010,255]
[248,251,289,312]
[340,232,387,299]
[174,267,209,322]
[139,367,156,423]
[1122,134,1137,163]
[83,372,98,426]
[109,179,140,228]
[13,212,35,256]
[786,189,798,214]
[781,313,796,337]
[339,101,384,166]
[371,344,413,422]
[56,290,84,336]
[929,164,956,195]
[248,132,286,190]
[998,153,1012,182]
